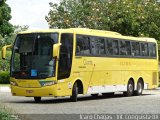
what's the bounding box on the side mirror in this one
[2,45,12,60]
[53,43,62,58]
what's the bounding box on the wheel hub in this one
[138,83,142,93]
[128,84,133,93]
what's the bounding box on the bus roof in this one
[18,28,156,43]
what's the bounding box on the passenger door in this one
[58,33,73,80]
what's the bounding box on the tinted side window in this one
[119,40,131,56]
[76,35,91,55]
[112,40,119,55]
[106,39,119,55]
[90,37,105,55]
[132,42,140,56]
[106,39,113,55]
[126,41,131,56]
[141,43,149,56]
[58,34,73,80]
[149,43,156,57]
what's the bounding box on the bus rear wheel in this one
[70,83,78,102]
[134,80,143,96]
[34,97,41,102]
[124,80,134,96]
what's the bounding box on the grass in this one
[0,105,17,120]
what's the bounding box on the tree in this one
[0,25,29,48]
[46,0,160,40]
[0,25,29,71]
[0,50,11,71]
[13,25,29,34]
[0,0,13,38]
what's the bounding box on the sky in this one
[7,0,60,29]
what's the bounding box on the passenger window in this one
[120,40,131,56]
[132,42,140,56]
[120,41,126,55]
[76,35,91,55]
[106,39,113,55]
[126,41,131,55]
[106,39,119,55]
[149,43,156,57]
[90,37,105,55]
[112,40,119,55]
[141,43,149,56]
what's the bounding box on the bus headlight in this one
[10,81,18,86]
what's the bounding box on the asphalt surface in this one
[0,89,160,120]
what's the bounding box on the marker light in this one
[10,81,18,86]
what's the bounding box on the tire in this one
[34,97,41,102]
[91,94,98,97]
[102,92,114,97]
[124,80,134,96]
[70,83,78,102]
[134,80,143,96]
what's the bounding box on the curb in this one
[0,86,11,92]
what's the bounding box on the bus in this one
[2,28,159,102]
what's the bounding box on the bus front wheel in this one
[34,97,41,102]
[70,83,78,102]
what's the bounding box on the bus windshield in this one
[11,33,58,79]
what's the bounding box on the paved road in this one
[0,89,160,120]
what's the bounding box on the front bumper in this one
[11,85,58,97]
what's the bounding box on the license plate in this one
[26,90,34,93]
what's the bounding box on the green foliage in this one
[0,105,16,120]
[0,51,11,71]
[13,25,29,34]
[0,0,13,38]
[0,25,28,73]
[0,71,10,84]
[46,0,160,40]
[0,25,29,48]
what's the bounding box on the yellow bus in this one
[2,28,158,102]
